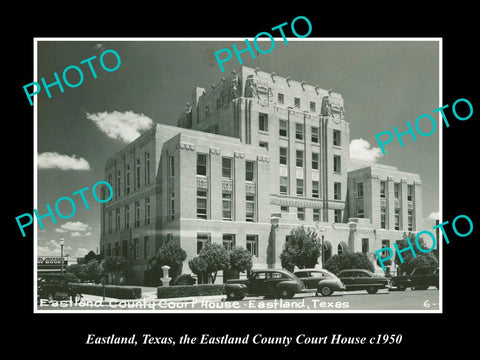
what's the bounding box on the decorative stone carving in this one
[245,181,256,194]
[231,76,239,99]
[197,176,208,190]
[387,176,394,182]
[178,142,195,151]
[244,75,258,98]
[257,155,270,163]
[222,179,233,192]
[210,147,221,155]
[234,151,245,159]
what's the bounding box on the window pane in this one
[197,154,207,176]
[222,157,232,178]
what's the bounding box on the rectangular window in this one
[381,240,390,258]
[295,123,304,140]
[394,182,400,199]
[144,237,150,259]
[246,194,255,222]
[296,150,304,167]
[381,206,387,229]
[310,101,316,112]
[279,147,288,165]
[170,155,175,177]
[197,153,207,176]
[395,208,400,230]
[136,158,141,189]
[170,192,175,220]
[357,205,364,218]
[245,161,254,181]
[279,119,288,137]
[205,105,210,116]
[281,205,289,213]
[278,93,284,104]
[334,182,341,200]
[259,141,269,150]
[107,243,111,257]
[362,238,369,254]
[222,234,236,251]
[122,240,128,257]
[197,233,211,254]
[407,185,414,201]
[259,113,268,132]
[108,212,112,234]
[408,209,414,231]
[197,190,207,219]
[312,152,319,170]
[334,209,342,223]
[125,205,130,229]
[116,170,121,197]
[294,97,300,108]
[115,242,120,257]
[145,197,151,225]
[134,238,140,260]
[246,235,258,257]
[126,165,131,194]
[116,209,120,231]
[222,193,232,220]
[222,157,232,178]
[357,183,364,198]
[280,176,288,195]
[297,207,305,221]
[135,201,140,227]
[313,208,320,222]
[311,126,319,143]
[216,98,221,110]
[312,181,319,198]
[333,130,341,146]
[296,178,304,196]
[380,181,386,198]
[145,152,150,185]
[333,155,341,173]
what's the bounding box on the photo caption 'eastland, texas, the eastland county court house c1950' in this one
[99,65,424,285]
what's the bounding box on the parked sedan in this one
[390,267,439,291]
[224,269,303,301]
[294,269,345,296]
[337,269,389,294]
[37,274,82,303]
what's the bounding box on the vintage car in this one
[390,267,439,291]
[337,269,390,294]
[293,268,345,296]
[37,274,82,303]
[224,269,303,301]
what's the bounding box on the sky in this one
[34,39,440,260]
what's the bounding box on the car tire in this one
[367,287,378,294]
[278,289,294,299]
[71,293,82,303]
[226,291,238,301]
[397,285,406,291]
[319,286,333,297]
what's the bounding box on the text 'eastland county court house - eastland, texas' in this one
[99,66,423,285]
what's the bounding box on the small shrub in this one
[157,284,224,299]
[70,284,142,299]
[172,274,196,286]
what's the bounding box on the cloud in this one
[70,231,92,238]
[38,152,91,170]
[429,211,439,220]
[59,221,91,233]
[349,138,383,163]
[86,111,154,143]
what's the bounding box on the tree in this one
[84,259,102,283]
[395,232,438,275]
[325,252,375,275]
[65,263,87,282]
[150,240,187,280]
[279,226,321,272]
[188,243,230,283]
[100,256,129,284]
[84,250,98,263]
[228,246,253,278]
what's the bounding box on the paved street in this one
[37,288,440,312]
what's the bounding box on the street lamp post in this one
[59,237,65,275]
[315,223,326,269]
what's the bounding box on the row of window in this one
[280,148,341,173]
[104,197,151,235]
[108,152,151,200]
[280,205,342,223]
[356,181,415,201]
[197,233,259,257]
[102,236,151,260]
[196,190,256,222]
[279,177,342,199]
[196,154,256,181]
[260,115,342,146]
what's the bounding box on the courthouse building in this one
[99,66,423,284]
